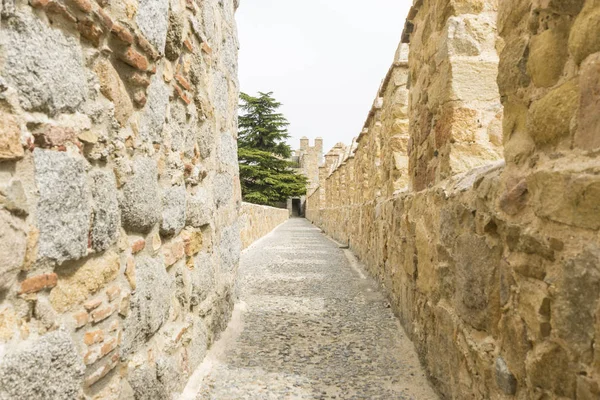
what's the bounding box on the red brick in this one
[84,329,105,345]
[69,0,92,13]
[130,238,146,253]
[106,286,120,302]
[111,23,134,44]
[174,85,191,105]
[136,34,160,60]
[175,73,191,91]
[73,311,89,329]
[19,273,58,295]
[33,126,78,148]
[46,1,77,22]
[77,19,103,47]
[100,337,118,357]
[90,305,115,323]
[85,353,119,387]
[94,8,113,31]
[201,42,212,55]
[84,298,103,312]
[183,39,194,52]
[119,47,149,71]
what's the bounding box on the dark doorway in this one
[291,198,302,217]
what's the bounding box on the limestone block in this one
[454,234,502,330]
[90,170,121,252]
[0,109,23,160]
[122,255,173,356]
[553,248,600,362]
[49,251,119,312]
[1,12,87,115]
[136,0,169,54]
[497,36,530,96]
[34,149,91,264]
[527,28,569,87]
[93,59,134,126]
[160,185,187,237]
[569,2,600,65]
[526,342,576,397]
[119,157,161,233]
[0,209,27,290]
[528,170,600,230]
[450,59,500,103]
[527,79,579,145]
[0,330,85,399]
[0,179,28,215]
[575,52,600,150]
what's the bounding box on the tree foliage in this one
[238,92,307,205]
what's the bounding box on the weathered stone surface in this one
[34,149,91,264]
[240,203,288,249]
[122,255,173,356]
[219,222,240,274]
[527,80,579,145]
[50,251,119,312]
[527,29,568,87]
[160,185,187,237]
[1,12,87,115]
[214,173,234,208]
[119,157,161,233]
[186,187,213,228]
[90,170,121,252]
[220,132,238,167]
[527,342,576,397]
[454,234,501,330]
[127,364,169,400]
[495,357,517,395]
[0,209,27,290]
[0,109,24,160]
[93,59,134,126]
[139,72,170,143]
[575,52,600,150]
[136,0,170,54]
[0,330,85,399]
[0,179,28,215]
[569,2,600,65]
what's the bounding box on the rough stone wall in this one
[0,0,241,398]
[307,0,600,398]
[239,202,288,250]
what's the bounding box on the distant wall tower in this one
[295,137,324,196]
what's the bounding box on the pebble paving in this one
[194,218,439,400]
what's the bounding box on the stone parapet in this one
[239,202,289,249]
[307,0,600,398]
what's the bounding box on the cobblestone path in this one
[185,218,438,400]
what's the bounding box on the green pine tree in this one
[238,92,308,205]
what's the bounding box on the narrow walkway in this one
[189,219,438,399]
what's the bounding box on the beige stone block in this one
[527,29,568,87]
[575,52,600,150]
[569,2,600,65]
[93,59,133,126]
[527,79,579,145]
[0,209,27,290]
[50,251,120,312]
[450,58,500,102]
[529,170,600,230]
[0,109,24,160]
[526,341,576,398]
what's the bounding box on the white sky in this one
[236,1,411,153]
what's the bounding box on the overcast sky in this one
[236,1,411,154]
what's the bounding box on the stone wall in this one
[307,0,600,398]
[0,0,241,398]
[239,202,288,249]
